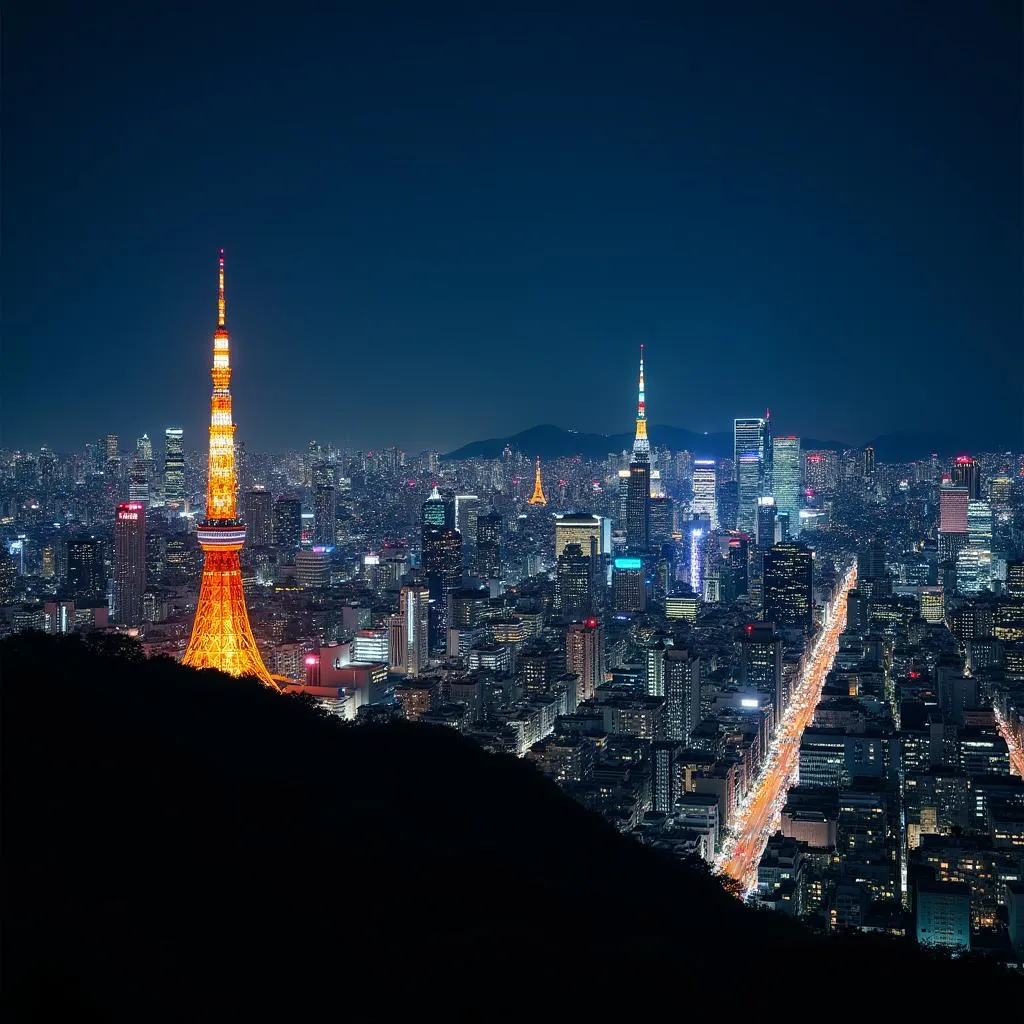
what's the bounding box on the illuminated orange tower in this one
[527,456,548,506]
[182,251,278,689]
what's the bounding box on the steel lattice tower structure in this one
[182,251,278,689]
[528,456,548,505]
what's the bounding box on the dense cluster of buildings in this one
[2,321,1022,965]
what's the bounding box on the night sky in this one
[5,3,1021,455]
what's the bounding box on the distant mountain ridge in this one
[443,424,844,462]
[443,424,1020,463]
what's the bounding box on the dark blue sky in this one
[5,3,1022,454]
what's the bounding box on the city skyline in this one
[4,4,1022,454]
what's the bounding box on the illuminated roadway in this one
[994,707,1024,778]
[715,564,858,895]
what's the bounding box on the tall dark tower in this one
[763,542,813,634]
[114,502,146,626]
[626,345,651,554]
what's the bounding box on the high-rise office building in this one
[938,483,970,565]
[691,460,718,529]
[664,648,701,743]
[626,346,651,553]
[857,536,890,598]
[740,622,784,712]
[733,417,768,483]
[772,436,801,525]
[243,487,274,547]
[114,501,146,626]
[939,484,970,532]
[556,543,593,619]
[422,485,450,548]
[396,584,430,676]
[967,501,992,550]
[554,513,606,559]
[163,428,185,507]
[803,450,838,492]
[454,495,480,557]
[66,536,104,600]
[475,511,502,580]
[763,542,813,634]
[862,445,875,483]
[989,475,1013,508]
[612,556,646,612]
[312,485,337,547]
[736,453,761,535]
[423,527,462,650]
[137,433,153,461]
[274,496,302,549]
[952,456,980,500]
[566,618,605,703]
[649,495,673,547]
[105,434,119,461]
[756,497,778,549]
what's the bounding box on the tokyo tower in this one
[527,456,548,506]
[182,251,278,689]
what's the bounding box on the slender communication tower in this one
[632,343,649,463]
[182,251,278,689]
[528,456,548,506]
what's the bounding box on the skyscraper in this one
[181,251,276,688]
[274,496,302,549]
[772,436,801,526]
[740,622,784,712]
[475,511,502,580]
[763,542,813,634]
[733,417,767,482]
[396,583,430,676]
[554,513,605,559]
[691,459,718,529]
[243,486,274,547]
[664,648,701,742]
[952,456,981,500]
[423,527,462,650]
[114,501,146,626]
[649,495,673,548]
[312,485,337,546]
[736,453,761,535]
[163,428,185,508]
[857,536,890,598]
[938,483,970,565]
[454,494,480,556]
[66,536,104,600]
[556,542,593,619]
[756,497,778,549]
[566,618,605,703]
[626,345,651,553]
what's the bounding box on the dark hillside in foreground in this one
[3,633,1016,1018]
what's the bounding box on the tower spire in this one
[217,248,226,327]
[632,343,650,461]
[528,456,548,506]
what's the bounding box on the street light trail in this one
[994,707,1024,779]
[715,564,858,895]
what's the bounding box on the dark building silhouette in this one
[274,496,302,549]
[475,511,502,580]
[763,542,813,634]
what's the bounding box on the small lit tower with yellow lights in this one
[528,456,548,506]
[182,251,278,689]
